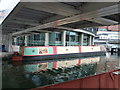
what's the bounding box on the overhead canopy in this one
[2,2,120,36]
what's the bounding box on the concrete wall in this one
[2,34,9,52]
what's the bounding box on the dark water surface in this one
[2,53,119,89]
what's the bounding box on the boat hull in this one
[11,46,106,61]
[11,51,106,61]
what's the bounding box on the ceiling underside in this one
[2,2,120,36]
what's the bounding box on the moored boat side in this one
[11,45,106,61]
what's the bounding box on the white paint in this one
[81,46,101,52]
[57,59,79,68]
[89,36,92,45]
[14,38,17,45]
[74,29,95,36]
[45,33,49,46]
[62,31,66,46]
[11,45,20,52]
[24,35,28,46]
[81,57,100,64]
[57,46,79,54]
[92,37,94,45]
[80,33,84,46]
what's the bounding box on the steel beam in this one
[80,2,117,13]
[8,20,39,26]
[88,17,118,25]
[2,2,23,24]
[30,30,52,33]
[13,17,39,23]
[24,2,81,16]
[12,4,120,36]
[54,26,95,36]
[3,27,24,31]
[42,15,66,23]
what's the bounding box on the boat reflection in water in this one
[12,57,100,73]
[12,57,100,87]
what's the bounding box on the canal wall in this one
[0,52,12,58]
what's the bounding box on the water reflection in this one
[2,55,119,88]
[12,57,100,73]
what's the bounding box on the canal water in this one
[2,53,119,89]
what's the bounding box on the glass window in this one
[66,35,69,41]
[28,35,34,40]
[40,33,45,41]
[55,33,61,41]
[34,34,40,40]
[70,35,75,42]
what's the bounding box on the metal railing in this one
[16,40,82,46]
[66,42,80,46]
[28,40,45,46]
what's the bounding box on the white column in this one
[80,33,84,46]
[89,35,92,46]
[45,33,49,46]
[14,37,17,45]
[92,36,95,45]
[25,35,28,46]
[62,31,66,46]
[8,33,13,52]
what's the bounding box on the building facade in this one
[94,27,120,48]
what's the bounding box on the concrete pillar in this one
[92,36,95,45]
[45,33,49,46]
[80,33,84,46]
[89,35,92,46]
[62,31,66,46]
[24,35,28,46]
[0,25,2,46]
[0,25,1,90]
[8,33,13,52]
[14,37,17,45]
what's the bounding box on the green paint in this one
[24,47,54,55]
[48,47,53,54]
[49,32,56,46]
[48,62,53,69]
[24,64,38,73]
[24,48,38,55]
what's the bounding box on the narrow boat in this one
[11,45,106,61]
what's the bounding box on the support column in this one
[24,35,28,46]
[14,37,17,45]
[80,33,84,46]
[8,33,12,52]
[45,33,49,46]
[89,35,92,46]
[0,25,2,90]
[62,31,66,46]
[92,36,95,45]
